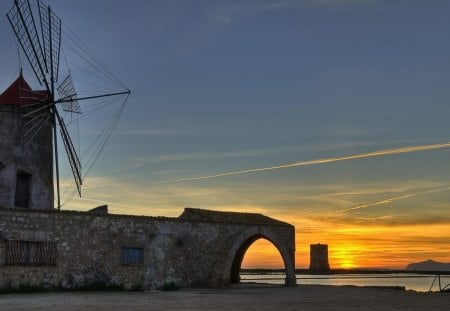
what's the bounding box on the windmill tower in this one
[0,0,130,210]
[0,72,53,209]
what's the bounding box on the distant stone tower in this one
[0,73,53,209]
[309,243,331,273]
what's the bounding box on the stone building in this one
[0,75,297,290]
[309,243,330,273]
[0,207,296,289]
[0,74,53,210]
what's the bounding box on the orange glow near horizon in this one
[329,244,362,269]
[65,170,450,271]
[238,218,450,270]
[67,188,450,271]
[241,237,366,270]
[241,239,284,269]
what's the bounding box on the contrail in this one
[159,141,450,183]
[336,186,450,212]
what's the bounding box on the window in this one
[121,247,144,265]
[5,240,57,266]
[15,171,31,208]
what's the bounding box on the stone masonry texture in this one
[0,207,296,290]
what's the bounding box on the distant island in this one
[405,259,450,272]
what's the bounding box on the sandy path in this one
[0,285,448,311]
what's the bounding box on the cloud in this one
[115,123,239,138]
[158,141,450,183]
[60,173,450,231]
[305,0,374,6]
[61,175,276,216]
[209,0,299,24]
[336,186,450,212]
[117,128,194,137]
[112,141,376,174]
[208,0,373,25]
[121,146,300,171]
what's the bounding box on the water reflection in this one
[240,273,450,292]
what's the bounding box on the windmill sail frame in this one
[56,111,82,196]
[7,0,130,210]
[7,0,49,90]
[38,0,61,83]
[57,74,81,114]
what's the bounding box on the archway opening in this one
[230,235,286,284]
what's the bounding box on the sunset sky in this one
[1,0,450,270]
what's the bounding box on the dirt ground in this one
[0,284,448,311]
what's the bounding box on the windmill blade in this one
[7,0,49,91]
[38,0,62,83]
[55,110,82,197]
[57,74,81,114]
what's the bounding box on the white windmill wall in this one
[0,105,54,210]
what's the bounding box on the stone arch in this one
[223,226,296,287]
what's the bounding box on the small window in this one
[121,247,144,265]
[15,171,31,208]
[5,240,57,266]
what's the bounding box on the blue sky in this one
[1,0,450,268]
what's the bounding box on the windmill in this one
[6,0,130,210]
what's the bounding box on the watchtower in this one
[0,73,53,209]
[309,243,331,273]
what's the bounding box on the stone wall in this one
[0,105,53,210]
[0,208,296,290]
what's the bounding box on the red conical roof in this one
[0,73,49,106]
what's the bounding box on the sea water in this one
[240,273,450,292]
